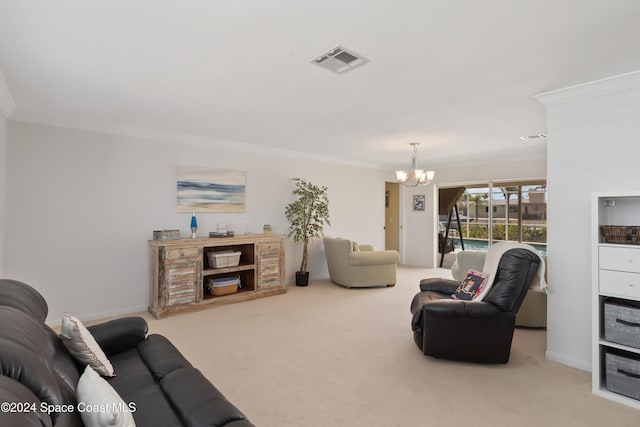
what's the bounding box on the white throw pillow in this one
[77,365,136,427]
[60,313,114,377]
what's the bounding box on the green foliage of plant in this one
[284,178,330,272]
[462,224,489,239]
[461,223,547,243]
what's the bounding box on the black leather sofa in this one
[410,248,540,364]
[0,279,254,427]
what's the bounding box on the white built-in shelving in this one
[592,191,640,410]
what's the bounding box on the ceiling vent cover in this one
[311,46,369,74]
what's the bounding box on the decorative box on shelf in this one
[209,231,235,238]
[208,250,241,268]
[153,230,180,240]
[605,351,640,401]
[604,299,640,348]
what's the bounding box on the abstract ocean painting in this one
[177,166,246,212]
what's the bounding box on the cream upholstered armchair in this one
[451,249,547,328]
[323,236,400,288]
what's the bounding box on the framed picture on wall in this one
[177,166,246,212]
[413,194,425,211]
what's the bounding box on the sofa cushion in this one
[0,279,48,323]
[0,307,64,408]
[106,334,253,426]
[108,351,182,426]
[0,375,53,427]
[136,334,192,380]
[46,326,82,395]
[161,366,251,426]
[76,365,135,427]
[349,250,399,266]
[106,337,188,426]
[60,313,115,377]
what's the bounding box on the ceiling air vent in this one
[311,46,369,74]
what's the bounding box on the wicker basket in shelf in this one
[600,226,640,244]
[207,276,240,296]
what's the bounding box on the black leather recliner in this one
[410,248,540,364]
[0,279,254,426]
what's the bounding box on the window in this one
[446,181,547,255]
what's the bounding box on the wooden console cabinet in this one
[149,234,285,318]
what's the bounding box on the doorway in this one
[385,182,400,252]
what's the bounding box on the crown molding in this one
[9,111,381,169]
[0,67,16,118]
[535,69,640,107]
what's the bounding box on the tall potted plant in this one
[284,178,330,286]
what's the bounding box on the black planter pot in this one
[295,271,309,287]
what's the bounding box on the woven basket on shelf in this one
[600,226,640,244]
[207,276,240,296]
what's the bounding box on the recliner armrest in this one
[349,250,399,266]
[412,299,502,333]
[419,278,459,293]
[87,317,148,356]
[423,300,502,318]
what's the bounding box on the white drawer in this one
[600,269,640,299]
[600,246,640,273]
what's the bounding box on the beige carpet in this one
[135,266,638,427]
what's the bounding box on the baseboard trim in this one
[545,350,591,372]
[285,274,329,286]
[46,304,149,328]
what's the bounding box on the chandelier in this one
[395,142,435,187]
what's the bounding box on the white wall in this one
[538,70,640,371]
[0,113,6,276]
[4,122,389,322]
[400,158,547,268]
[400,184,437,267]
[434,158,547,185]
